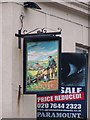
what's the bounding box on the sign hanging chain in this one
[20,14,24,31]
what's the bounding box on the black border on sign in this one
[23,35,61,94]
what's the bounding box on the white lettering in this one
[61,87,82,94]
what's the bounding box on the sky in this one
[27,41,58,61]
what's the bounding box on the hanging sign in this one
[23,34,61,94]
[37,53,88,119]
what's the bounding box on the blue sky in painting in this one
[27,41,58,61]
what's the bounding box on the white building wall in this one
[0,3,2,120]
[1,2,89,119]
[2,3,13,118]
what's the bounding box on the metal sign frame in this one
[23,34,61,94]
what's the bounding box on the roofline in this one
[1,0,90,15]
[50,0,89,15]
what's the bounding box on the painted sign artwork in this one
[25,40,59,92]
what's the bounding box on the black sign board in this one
[37,53,88,120]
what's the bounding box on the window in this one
[76,43,89,53]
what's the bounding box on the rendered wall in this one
[1,2,89,118]
[0,3,2,120]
